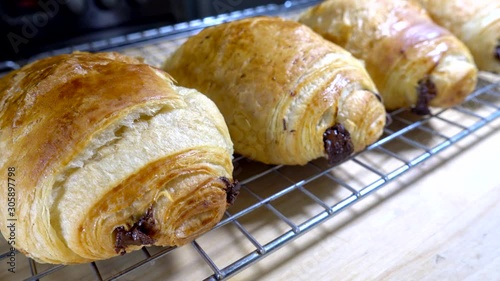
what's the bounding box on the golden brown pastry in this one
[0,52,238,264]
[417,0,500,73]
[299,0,478,114]
[164,17,386,166]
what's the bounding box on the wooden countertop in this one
[234,114,500,281]
[119,76,500,280]
[230,75,500,281]
[124,93,500,281]
[1,77,499,281]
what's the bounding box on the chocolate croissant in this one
[164,17,386,166]
[417,0,500,73]
[0,52,238,264]
[299,0,478,114]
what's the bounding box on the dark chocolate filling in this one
[323,124,354,165]
[114,208,156,255]
[412,77,437,115]
[495,43,500,61]
[221,177,241,205]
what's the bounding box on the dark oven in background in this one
[0,0,286,62]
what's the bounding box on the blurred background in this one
[0,0,286,62]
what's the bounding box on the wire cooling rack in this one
[1,1,500,280]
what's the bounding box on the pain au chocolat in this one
[418,0,500,73]
[164,17,386,166]
[299,0,478,114]
[0,52,238,264]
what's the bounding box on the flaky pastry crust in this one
[164,17,386,165]
[0,52,236,264]
[418,0,500,73]
[299,0,478,114]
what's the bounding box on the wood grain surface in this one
[1,63,499,281]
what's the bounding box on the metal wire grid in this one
[1,1,500,280]
[0,0,321,76]
[1,78,499,281]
